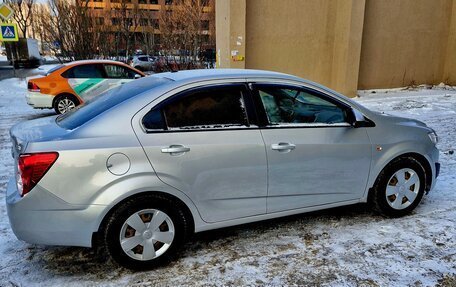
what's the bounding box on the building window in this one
[154,34,160,44]
[112,17,120,25]
[138,0,147,3]
[201,35,209,44]
[201,20,209,30]
[165,0,172,5]
[140,18,148,26]
[200,0,209,6]
[150,0,158,3]
[95,17,104,25]
[152,19,159,29]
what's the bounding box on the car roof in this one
[152,69,301,82]
[64,59,128,66]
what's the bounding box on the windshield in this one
[56,77,171,130]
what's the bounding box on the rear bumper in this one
[25,92,54,109]
[6,177,105,247]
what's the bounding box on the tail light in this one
[27,81,40,92]
[17,152,59,197]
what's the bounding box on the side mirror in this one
[134,74,142,79]
[348,108,375,128]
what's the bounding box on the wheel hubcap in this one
[120,209,175,261]
[57,98,76,114]
[386,168,420,210]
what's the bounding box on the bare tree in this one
[138,9,156,56]
[38,0,99,62]
[4,0,35,38]
[158,0,213,70]
[112,1,141,59]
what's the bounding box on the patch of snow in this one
[0,80,454,286]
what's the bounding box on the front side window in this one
[142,86,249,131]
[62,64,104,78]
[104,64,140,79]
[257,86,348,125]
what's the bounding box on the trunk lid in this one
[10,116,70,159]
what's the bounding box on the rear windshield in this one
[56,77,171,130]
[46,64,65,76]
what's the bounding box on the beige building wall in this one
[444,0,456,85]
[358,0,454,89]
[216,0,456,97]
[243,0,365,97]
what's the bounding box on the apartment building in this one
[86,0,214,52]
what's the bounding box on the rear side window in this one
[62,64,104,78]
[57,77,171,130]
[142,85,249,131]
[104,64,140,79]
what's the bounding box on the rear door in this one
[251,84,372,213]
[134,83,268,223]
[64,64,106,102]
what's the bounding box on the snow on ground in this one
[0,79,455,286]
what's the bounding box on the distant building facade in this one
[85,0,214,54]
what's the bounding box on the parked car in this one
[26,60,145,114]
[7,69,439,270]
[130,55,156,71]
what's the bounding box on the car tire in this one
[53,94,79,114]
[134,66,143,71]
[103,194,191,270]
[371,157,426,217]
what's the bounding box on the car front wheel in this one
[103,195,191,270]
[372,157,426,217]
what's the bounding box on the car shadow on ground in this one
[32,203,379,280]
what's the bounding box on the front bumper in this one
[25,92,54,109]
[6,177,105,247]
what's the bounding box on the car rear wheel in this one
[54,94,79,114]
[372,157,426,217]
[103,194,191,270]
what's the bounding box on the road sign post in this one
[0,22,19,76]
[0,4,14,21]
[0,4,17,75]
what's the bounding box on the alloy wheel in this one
[57,98,76,114]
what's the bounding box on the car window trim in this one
[141,83,260,133]
[249,82,354,128]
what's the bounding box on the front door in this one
[134,84,268,222]
[252,84,372,213]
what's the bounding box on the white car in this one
[131,55,156,71]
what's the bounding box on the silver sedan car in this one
[7,69,440,269]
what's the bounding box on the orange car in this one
[26,60,145,114]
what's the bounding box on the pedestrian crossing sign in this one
[0,23,18,42]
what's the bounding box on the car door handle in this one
[271,142,296,152]
[161,145,190,154]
